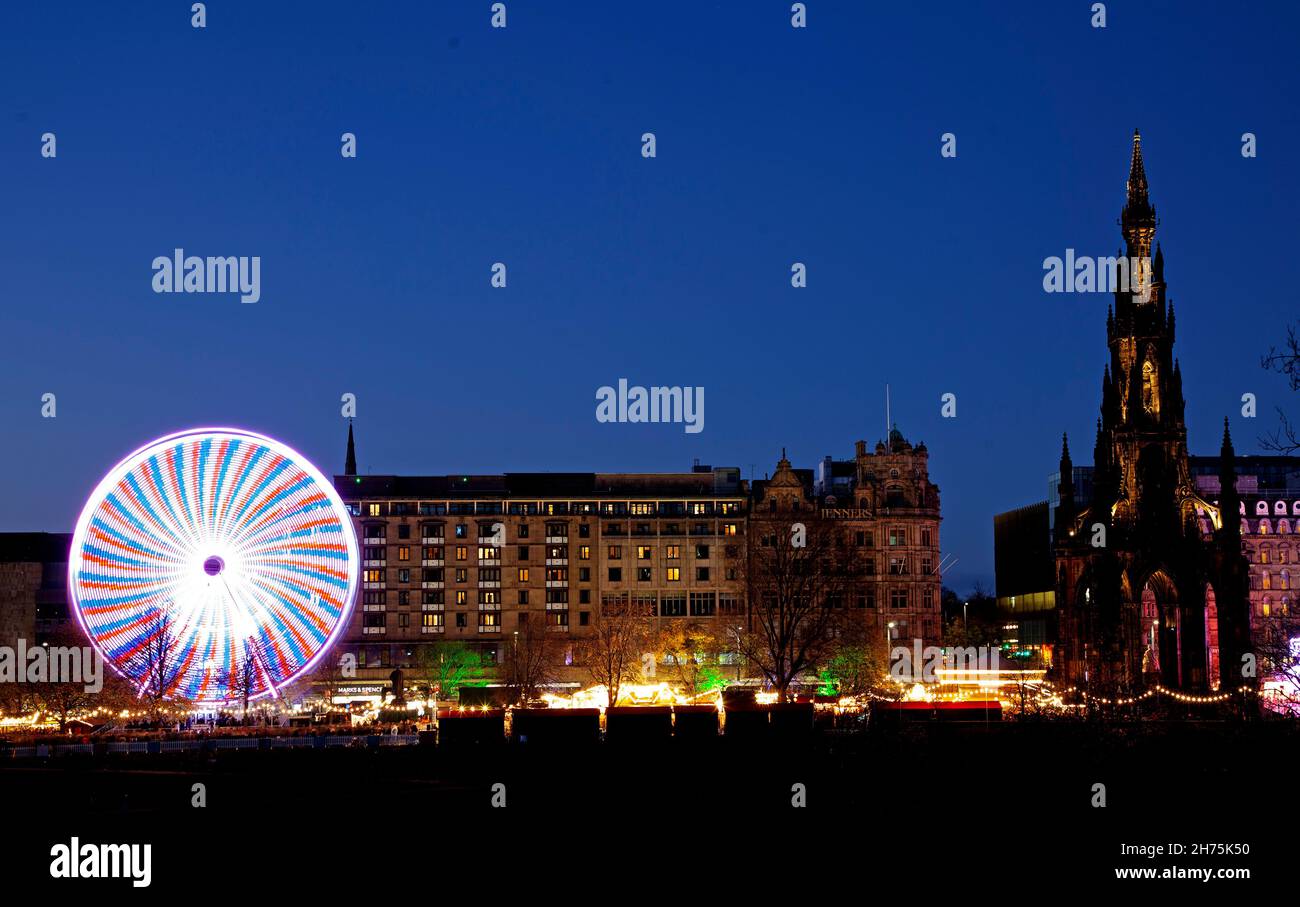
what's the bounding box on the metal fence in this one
[213,738,260,750]
[106,741,149,754]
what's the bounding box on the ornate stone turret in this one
[1055,434,1075,543]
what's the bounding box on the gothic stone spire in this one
[345,419,357,476]
[1121,130,1157,261]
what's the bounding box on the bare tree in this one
[501,618,562,706]
[216,641,259,720]
[738,513,862,700]
[574,597,656,708]
[304,649,354,711]
[137,606,189,719]
[1261,323,1300,453]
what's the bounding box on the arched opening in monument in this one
[1141,357,1160,416]
[1204,583,1219,689]
[1141,570,1179,687]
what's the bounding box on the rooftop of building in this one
[335,468,746,501]
[0,532,72,563]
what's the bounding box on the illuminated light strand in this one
[1044,683,1255,707]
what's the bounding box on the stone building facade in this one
[332,423,943,689]
[0,533,71,650]
[762,430,943,645]
[334,466,749,683]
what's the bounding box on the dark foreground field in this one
[0,719,1285,893]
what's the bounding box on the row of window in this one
[364,562,740,585]
[363,610,589,630]
[362,543,734,562]
[1250,545,1296,563]
[360,521,743,541]
[360,586,937,612]
[357,519,937,549]
[748,527,936,548]
[1250,571,1292,591]
[355,500,746,519]
[1250,519,1296,535]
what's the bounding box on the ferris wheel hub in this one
[202,555,225,576]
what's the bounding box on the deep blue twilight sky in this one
[2,2,1298,593]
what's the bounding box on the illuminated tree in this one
[1252,600,1300,715]
[27,627,131,731]
[658,621,727,699]
[416,641,487,703]
[821,618,891,698]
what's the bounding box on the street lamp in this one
[963,600,969,631]
[886,621,896,652]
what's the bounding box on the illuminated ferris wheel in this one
[68,428,359,704]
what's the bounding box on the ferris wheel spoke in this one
[70,429,359,706]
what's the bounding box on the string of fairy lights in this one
[1041,684,1256,707]
[0,675,1275,732]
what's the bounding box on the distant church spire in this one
[1059,432,1074,506]
[345,419,357,476]
[1218,417,1241,537]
